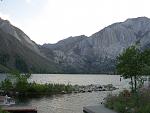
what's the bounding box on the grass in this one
[0,108,9,113]
[104,88,150,113]
[26,82,74,95]
[0,72,74,96]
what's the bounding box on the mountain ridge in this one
[0,18,61,73]
[1,17,150,73]
[42,16,150,73]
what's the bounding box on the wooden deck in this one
[2,106,37,113]
[83,105,117,113]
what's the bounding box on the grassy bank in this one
[24,82,73,95]
[0,80,73,96]
[104,88,150,113]
[0,72,74,96]
[0,108,9,113]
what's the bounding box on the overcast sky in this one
[0,0,149,44]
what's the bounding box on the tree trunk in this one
[131,77,134,92]
[134,75,137,92]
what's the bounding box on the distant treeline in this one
[0,53,54,74]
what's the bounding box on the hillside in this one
[42,17,150,73]
[1,17,150,73]
[0,18,61,73]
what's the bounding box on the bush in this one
[138,103,150,113]
[0,72,74,96]
[0,108,9,113]
[113,102,126,113]
[27,83,73,95]
[105,89,150,113]
[0,79,13,93]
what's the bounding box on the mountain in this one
[42,17,150,73]
[0,18,60,73]
[1,17,150,74]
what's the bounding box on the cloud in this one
[12,0,150,44]
[26,0,31,3]
[0,12,10,20]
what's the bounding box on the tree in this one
[15,76,28,94]
[11,70,29,94]
[0,79,13,93]
[117,46,147,92]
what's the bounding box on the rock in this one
[42,17,150,73]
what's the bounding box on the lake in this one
[0,74,130,113]
[29,74,129,86]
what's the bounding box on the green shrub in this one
[113,102,126,113]
[138,103,150,113]
[0,72,74,96]
[105,89,150,113]
[0,79,13,92]
[0,108,9,113]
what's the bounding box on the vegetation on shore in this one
[0,71,73,96]
[0,108,9,113]
[117,45,150,92]
[105,45,150,113]
[105,88,150,113]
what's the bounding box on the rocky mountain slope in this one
[0,18,60,73]
[43,17,150,73]
[1,17,150,74]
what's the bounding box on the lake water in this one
[0,74,130,113]
[29,74,129,86]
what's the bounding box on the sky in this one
[0,0,150,44]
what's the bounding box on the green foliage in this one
[15,76,28,94]
[105,94,128,113]
[138,103,150,113]
[117,45,150,92]
[113,101,126,113]
[0,108,9,113]
[0,72,73,96]
[27,82,73,95]
[0,79,13,92]
[140,49,150,74]
[117,46,144,78]
[105,89,150,113]
[11,70,30,94]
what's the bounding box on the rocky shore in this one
[72,84,117,93]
